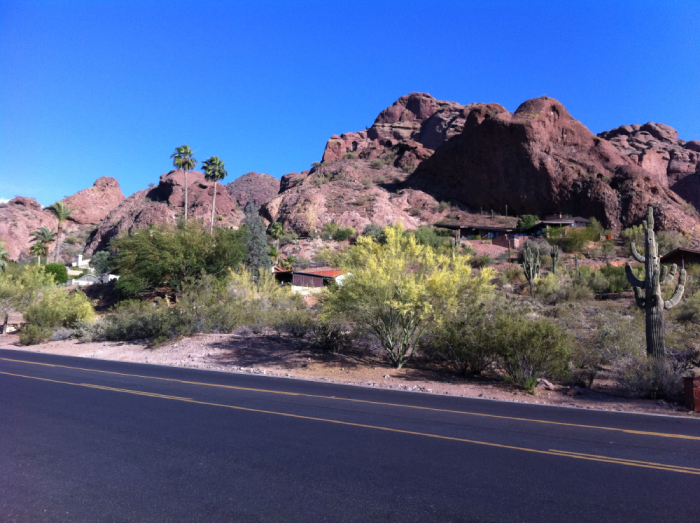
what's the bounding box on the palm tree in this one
[170,145,197,221]
[45,201,74,262]
[0,241,8,272]
[269,222,284,265]
[201,156,228,235]
[29,242,46,264]
[30,226,56,263]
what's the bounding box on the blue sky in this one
[2,0,699,205]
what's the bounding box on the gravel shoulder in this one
[1,333,696,418]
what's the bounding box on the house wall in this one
[292,273,324,287]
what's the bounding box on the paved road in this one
[1,348,699,522]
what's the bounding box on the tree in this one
[242,202,272,277]
[170,145,197,221]
[324,224,493,368]
[112,221,247,298]
[201,156,228,235]
[45,202,74,262]
[0,241,8,272]
[268,222,284,265]
[625,207,686,360]
[517,214,539,231]
[90,250,113,274]
[30,227,56,263]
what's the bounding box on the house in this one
[541,215,592,228]
[434,223,537,248]
[291,267,346,289]
[660,248,700,269]
[71,254,92,270]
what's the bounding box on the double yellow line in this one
[1,368,699,476]
[2,356,699,442]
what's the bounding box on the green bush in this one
[333,227,355,242]
[342,152,358,159]
[19,289,94,345]
[517,215,539,231]
[408,226,452,249]
[370,158,385,170]
[498,264,525,286]
[470,255,493,268]
[321,221,339,239]
[44,262,68,284]
[498,315,571,391]
[0,264,55,308]
[113,221,247,298]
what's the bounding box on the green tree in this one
[170,145,197,221]
[45,202,74,262]
[90,250,113,274]
[29,226,56,263]
[269,222,284,265]
[324,224,493,368]
[517,214,539,231]
[201,156,228,235]
[112,221,247,298]
[242,202,272,277]
[44,262,68,284]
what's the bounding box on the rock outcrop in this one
[321,92,468,171]
[60,177,126,225]
[598,123,700,211]
[85,170,242,253]
[404,97,700,234]
[0,197,58,261]
[225,172,280,208]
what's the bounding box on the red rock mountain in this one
[405,97,700,234]
[0,177,125,261]
[599,123,700,212]
[85,170,242,253]
[60,177,125,225]
[225,172,280,208]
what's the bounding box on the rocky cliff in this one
[405,97,700,234]
[599,123,700,212]
[60,177,126,225]
[85,170,242,253]
[225,172,280,208]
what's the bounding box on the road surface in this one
[1,348,699,522]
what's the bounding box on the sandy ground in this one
[2,332,696,418]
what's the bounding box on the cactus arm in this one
[664,269,687,310]
[660,264,677,286]
[633,286,646,308]
[625,263,645,288]
[630,242,646,263]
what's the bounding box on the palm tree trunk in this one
[184,169,189,221]
[55,225,62,262]
[210,182,217,235]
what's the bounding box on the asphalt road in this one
[1,348,699,522]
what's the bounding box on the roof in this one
[660,247,700,262]
[434,223,516,232]
[293,267,345,278]
[539,217,592,225]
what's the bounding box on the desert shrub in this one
[19,289,94,345]
[308,322,350,353]
[676,292,700,324]
[113,221,247,298]
[0,264,55,308]
[436,201,450,213]
[521,238,551,258]
[424,304,500,376]
[535,273,565,302]
[362,223,385,241]
[44,262,68,284]
[408,226,453,249]
[681,264,700,297]
[333,227,355,242]
[656,230,691,256]
[566,284,594,301]
[278,229,299,248]
[620,225,645,253]
[342,152,358,159]
[559,228,592,253]
[370,158,385,170]
[617,357,684,400]
[498,264,525,286]
[402,165,415,173]
[277,309,314,338]
[470,255,493,268]
[321,221,340,239]
[498,315,571,391]
[601,240,616,258]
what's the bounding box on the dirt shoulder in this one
[1,333,696,418]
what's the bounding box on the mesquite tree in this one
[625,207,686,360]
[522,243,541,296]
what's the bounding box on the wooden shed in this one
[291,267,345,288]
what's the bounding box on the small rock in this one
[384,375,390,379]
[566,389,579,397]
[537,378,555,391]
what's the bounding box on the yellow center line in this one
[2,369,698,476]
[2,356,699,441]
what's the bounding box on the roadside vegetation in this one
[2,210,698,404]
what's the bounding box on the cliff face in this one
[85,170,242,253]
[404,97,700,234]
[60,177,126,225]
[599,123,700,212]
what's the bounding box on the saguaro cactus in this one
[551,245,560,274]
[522,243,541,296]
[625,207,687,360]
